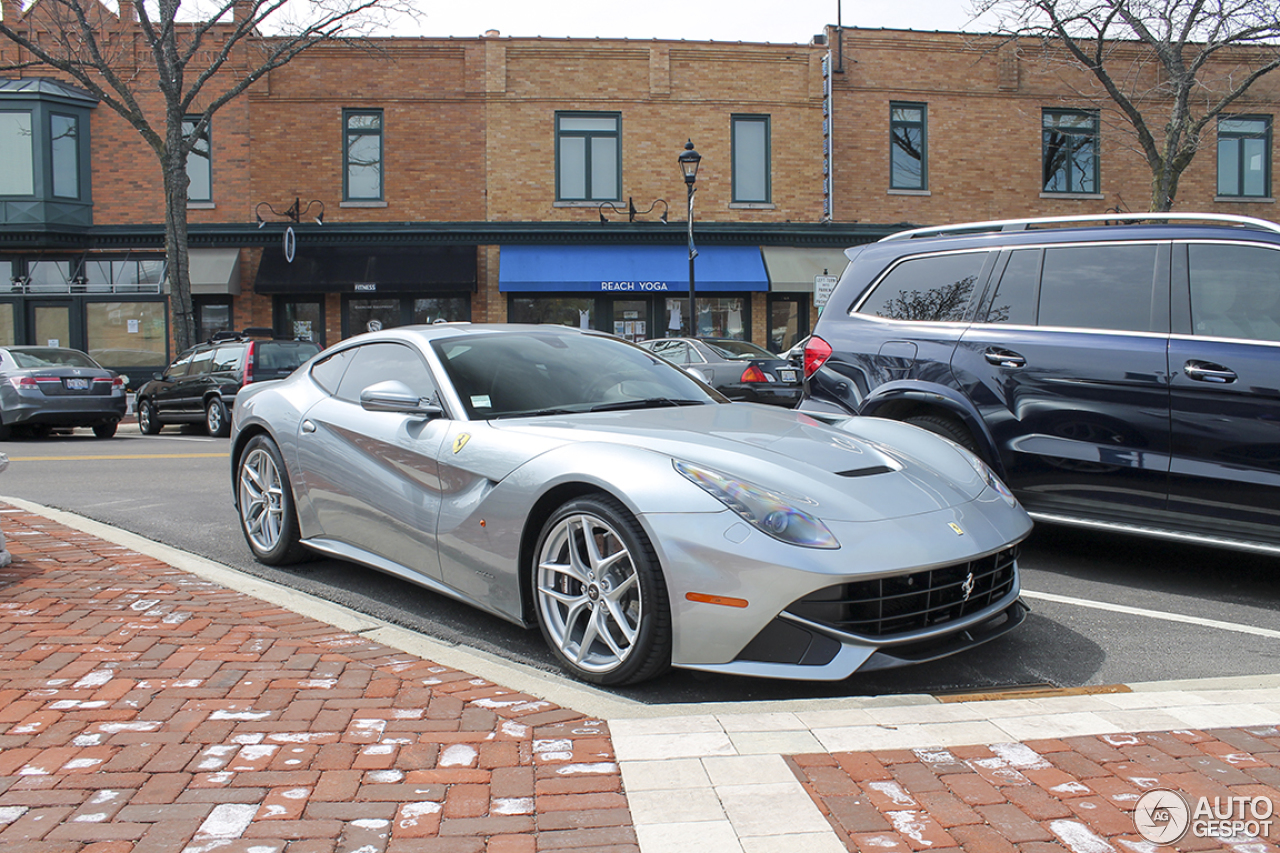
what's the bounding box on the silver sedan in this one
[230,324,1033,685]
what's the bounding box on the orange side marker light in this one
[685,592,749,608]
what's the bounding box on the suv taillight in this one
[243,341,255,385]
[803,336,833,378]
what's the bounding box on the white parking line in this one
[1021,589,1280,640]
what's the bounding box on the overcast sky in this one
[402,0,997,42]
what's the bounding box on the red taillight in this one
[803,336,833,378]
[244,341,255,384]
[8,377,38,390]
[740,364,769,383]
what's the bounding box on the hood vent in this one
[836,465,895,478]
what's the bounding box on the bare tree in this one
[0,0,409,351]
[973,0,1280,211]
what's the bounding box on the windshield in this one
[705,339,775,360]
[432,331,726,419]
[9,348,100,369]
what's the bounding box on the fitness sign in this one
[1134,789,1274,844]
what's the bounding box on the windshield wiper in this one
[589,398,707,412]
[491,407,581,419]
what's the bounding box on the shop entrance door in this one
[28,301,74,349]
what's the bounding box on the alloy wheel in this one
[238,446,286,553]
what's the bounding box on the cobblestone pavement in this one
[0,506,635,853]
[1,500,1279,853]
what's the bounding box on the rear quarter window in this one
[1038,244,1159,332]
[855,252,987,322]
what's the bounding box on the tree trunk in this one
[163,148,197,353]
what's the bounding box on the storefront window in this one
[665,297,746,339]
[350,298,401,334]
[768,296,807,353]
[279,300,323,345]
[86,302,167,369]
[412,297,469,324]
[0,304,12,347]
[611,299,648,342]
[509,297,595,330]
[27,260,71,292]
[196,300,232,341]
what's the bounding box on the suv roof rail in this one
[880,212,1280,242]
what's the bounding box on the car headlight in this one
[955,446,1018,507]
[674,460,839,549]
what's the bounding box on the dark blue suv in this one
[800,213,1280,555]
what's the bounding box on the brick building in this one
[1,7,1276,379]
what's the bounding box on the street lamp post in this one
[678,139,702,336]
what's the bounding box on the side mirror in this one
[359,380,443,418]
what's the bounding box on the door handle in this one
[301,419,317,433]
[1183,361,1237,384]
[984,348,1026,368]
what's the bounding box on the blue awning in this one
[499,244,768,293]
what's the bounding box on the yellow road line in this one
[6,453,230,461]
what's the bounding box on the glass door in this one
[29,301,73,349]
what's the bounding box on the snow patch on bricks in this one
[556,763,618,775]
[888,811,933,847]
[1050,819,1116,853]
[439,744,478,767]
[0,807,28,825]
[991,742,1051,769]
[868,781,917,807]
[210,709,271,721]
[398,801,443,828]
[493,797,534,815]
[191,803,257,843]
[502,721,529,738]
[367,770,404,783]
[535,739,573,761]
[72,669,114,689]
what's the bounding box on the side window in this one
[855,253,987,322]
[188,347,215,376]
[210,345,243,373]
[344,109,383,201]
[310,347,357,394]
[335,342,437,404]
[556,112,620,202]
[1188,243,1280,342]
[890,103,927,191]
[647,340,688,364]
[1038,245,1158,332]
[165,349,195,379]
[732,115,770,203]
[986,249,1040,325]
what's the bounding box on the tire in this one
[905,413,980,454]
[206,398,230,437]
[93,422,118,439]
[236,434,309,565]
[0,419,10,441]
[533,494,671,686]
[137,399,162,435]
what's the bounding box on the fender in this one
[859,380,1005,476]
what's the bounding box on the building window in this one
[1042,109,1099,193]
[556,112,620,202]
[1218,116,1271,198]
[183,116,212,203]
[732,115,770,203]
[890,103,927,190]
[0,111,34,196]
[50,113,79,199]
[344,109,383,201]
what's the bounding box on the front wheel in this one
[905,413,980,454]
[533,495,670,686]
[137,399,161,435]
[236,434,309,565]
[206,398,230,437]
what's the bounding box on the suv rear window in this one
[855,252,987,322]
[254,341,320,373]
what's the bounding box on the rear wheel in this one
[206,398,230,437]
[533,494,671,686]
[905,413,979,454]
[236,434,309,565]
[92,422,118,439]
[137,399,161,435]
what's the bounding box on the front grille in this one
[785,546,1018,638]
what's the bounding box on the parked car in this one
[801,212,1280,555]
[230,323,1031,685]
[638,337,804,407]
[135,329,321,437]
[0,346,127,439]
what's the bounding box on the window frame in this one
[731,114,772,204]
[1217,115,1272,199]
[1041,108,1100,195]
[0,109,35,197]
[889,102,928,191]
[343,108,384,202]
[554,111,622,203]
[183,115,213,204]
[49,111,80,200]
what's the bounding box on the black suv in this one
[135,329,321,437]
[801,213,1280,555]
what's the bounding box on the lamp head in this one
[679,139,702,185]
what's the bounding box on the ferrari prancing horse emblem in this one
[453,433,471,454]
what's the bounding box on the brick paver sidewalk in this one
[0,505,638,853]
[788,729,1280,852]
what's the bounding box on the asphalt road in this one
[2,427,1277,705]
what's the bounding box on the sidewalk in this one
[0,499,1277,853]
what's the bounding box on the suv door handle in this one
[984,348,1027,368]
[1184,361,1238,384]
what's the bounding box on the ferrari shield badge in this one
[453,433,471,454]
[948,522,964,536]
